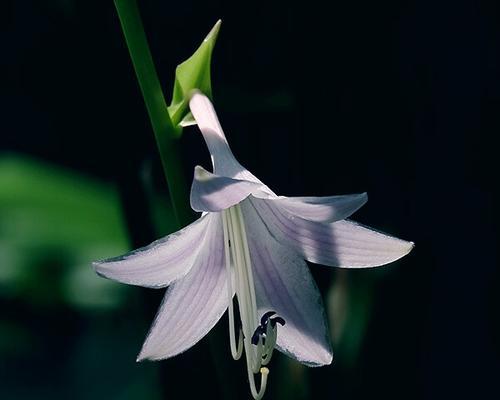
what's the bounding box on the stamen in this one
[222,205,283,399]
[228,206,259,372]
[261,322,276,366]
[235,205,258,320]
[270,316,286,327]
[250,310,285,367]
[260,311,277,327]
[222,211,243,360]
[251,326,266,345]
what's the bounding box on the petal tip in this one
[136,347,153,363]
[136,348,161,362]
[92,260,107,276]
[136,352,158,363]
[194,165,202,174]
[136,349,145,362]
[384,238,414,266]
[193,165,211,180]
[91,259,121,282]
[320,350,334,366]
[358,192,368,207]
[406,240,416,254]
[302,348,334,367]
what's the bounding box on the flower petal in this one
[189,92,270,185]
[240,199,333,366]
[270,193,368,223]
[93,214,211,288]
[252,198,414,268]
[190,165,272,212]
[189,92,244,178]
[137,215,230,361]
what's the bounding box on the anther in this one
[251,325,266,345]
[260,311,277,326]
[251,310,286,370]
[270,316,285,327]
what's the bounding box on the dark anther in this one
[251,325,266,345]
[270,316,285,327]
[252,311,286,346]
[260,311,276,327]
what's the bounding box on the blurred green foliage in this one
[0,154,163,400]
[0,154,129,310]
[328,269,385,367]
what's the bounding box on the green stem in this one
[114,0,193,227]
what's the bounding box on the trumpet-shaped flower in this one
[93,92,413,399]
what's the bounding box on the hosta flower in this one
[93,92,413,399]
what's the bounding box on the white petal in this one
[252,198,414,268]
[189,92,266,184]
[271,193,368,223]
[137,215,229,361]
[241,200,333,366]
[189,92,244,178]
[93,214,211,288]
[190,165,273,212]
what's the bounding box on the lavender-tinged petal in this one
[93,214,211,288]
[270,193,368,223]
[137,215,230,361]
[252,198,413,268]
[190,165,273,212]
[241,200,333,366]
[189,92,251,180]
[189,92,273,184]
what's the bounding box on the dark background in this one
[1,1,499,399]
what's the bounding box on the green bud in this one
[168,20,221,132]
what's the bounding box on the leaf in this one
[328,269,386,368]
[0,154,130,309]
[167,20,221,129]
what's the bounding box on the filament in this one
[221,211,243,360]
[222,203,283,400]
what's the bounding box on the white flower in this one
[93,92,413,399]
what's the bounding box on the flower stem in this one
[114,0,193,227]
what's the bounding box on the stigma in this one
[221,203,285,400]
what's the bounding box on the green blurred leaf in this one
[0,154,130,310]
[328,269,387,368]
[167,20,220,129]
